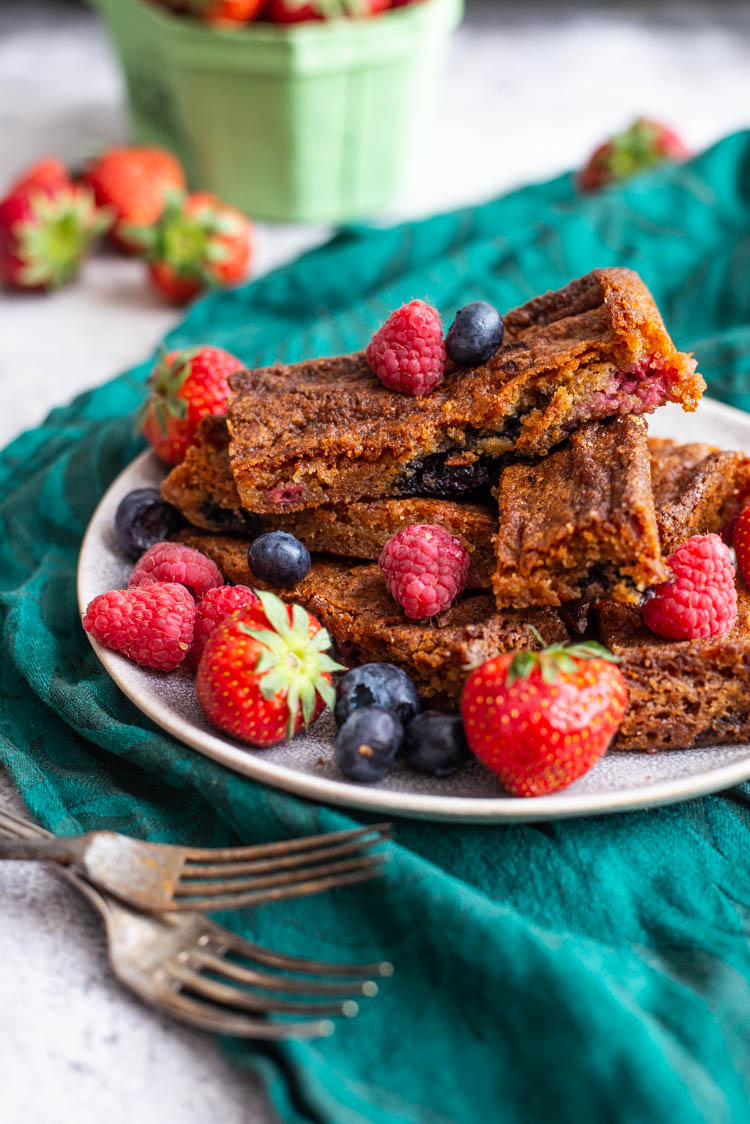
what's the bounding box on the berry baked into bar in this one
[492,416,668,609]
[225,268,703,513]
[162,415,497,588]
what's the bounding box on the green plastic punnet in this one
[88,0,464,223]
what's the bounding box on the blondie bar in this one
[226,269,703,513]
[176,532,569,702]
[649,437,750,552]
[492,416,668,608]
[162,415,496,587]
[598,585,750,752]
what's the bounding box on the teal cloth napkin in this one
[4,131,750,1124]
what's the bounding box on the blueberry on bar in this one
[225,268,703,513]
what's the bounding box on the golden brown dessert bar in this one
[162,415,497,587]
[492,417,668,609]
[176,532,569,703]
[226,268,703,513]
[648,437,750,553]
[598,584,750,752]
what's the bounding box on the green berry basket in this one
[88,0,464,223]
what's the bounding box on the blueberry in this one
[404,711,471,777]
[114,488,183,560]
[334,663,420,728]
[334,707,404,783]
[248,531,311,586]
[446,302,504,367]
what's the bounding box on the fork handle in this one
[0,836,75,864]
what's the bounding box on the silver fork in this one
[0,809,390,911]
[0,806,393,1039]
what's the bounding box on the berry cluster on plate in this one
[83,268,750,797]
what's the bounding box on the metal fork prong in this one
[181,830,391,880]
[0,807,53,839]
[166,962,360,1018]
[183,822,391,863]
[204,922,394,978]
[193,950,378,997]
[152,988,336,1040]
[172,863,385,912]
[176,852,385,898]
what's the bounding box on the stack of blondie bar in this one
[162,268,750,753]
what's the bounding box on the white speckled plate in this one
[77,397,750,823]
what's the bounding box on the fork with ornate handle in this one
[0,812,391,911]
[0,806,393,1039]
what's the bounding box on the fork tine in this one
[151,987,336,1040]
[183,822,391,863]
[181,830,392,880]
[192,950,379,997]
[172,863,385,912]
[202,920,394,978]
[166,961,361,1018]
[0,807,53,839]
[174,853,385,900]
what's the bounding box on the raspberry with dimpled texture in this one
[189,584,261,667]
[129,541,223,599]
[379,523,469,619]
[642,533,737,640]
[83,583,195,671]
[366,300,446,396]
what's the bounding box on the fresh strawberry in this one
[177,0,265,24]
[579,118,689,193]
[267,0,388,22]
[8,157,70,195]
[734,503,750,586]
[461,633,627,797]
[196,590,343,747]
[0,175,109,291]
[83,146,185,252]
[129,191,252,304]
[138,345,245,465]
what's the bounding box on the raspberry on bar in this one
[161,415,497,588]
[174,533,570,705]
[225,268,704,513]
[492,416,668,609]
[598,582,750,753]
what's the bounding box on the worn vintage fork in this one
[0,809,391,911]
[0,806,393,1039]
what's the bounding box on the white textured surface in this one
[3,1,750,1121]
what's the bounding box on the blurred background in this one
[2,0,750,452]
[1,2,750,1121]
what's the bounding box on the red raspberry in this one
[642,533,737,640]
[82,583,195,671]
[189,584,261,667]
[379,523,469,619]
[129,542,223,599]
[366,300,446,396]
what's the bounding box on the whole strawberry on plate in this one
[461,632,627,796]
[83,146,186,253]
[267,0,388,22]
[0,160,109,290]
[128,190,252,304]
[578,117,689,193]
[196,590,343,747]
[138,345,245,465]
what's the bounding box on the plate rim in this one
[77,395,750,824]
